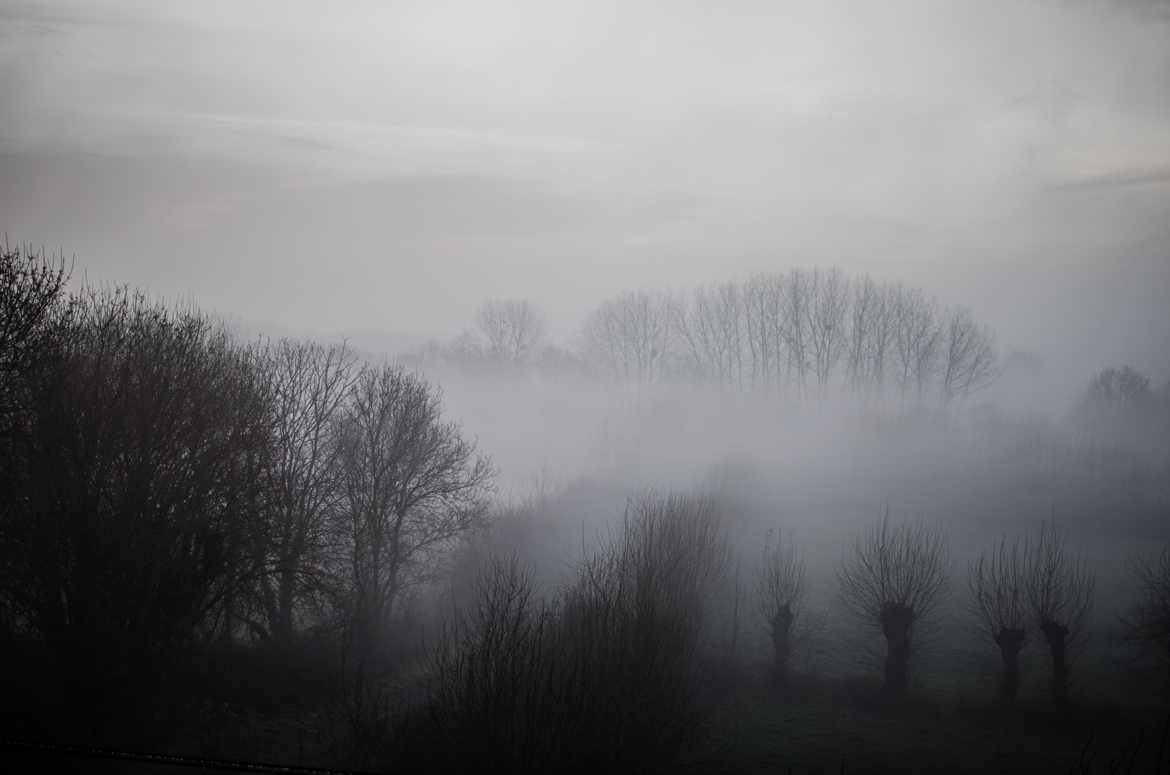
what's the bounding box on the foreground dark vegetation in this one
[2,243,1170,772]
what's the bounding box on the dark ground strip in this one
[0,740,376,775]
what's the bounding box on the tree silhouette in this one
[969,534,1030,702]
[333,362,494,661]
[839,511,948,695]
[1026,517,1094,706]
[756,527,806,686]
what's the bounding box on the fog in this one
[3,0,1169,376]
[3,1,1170,771]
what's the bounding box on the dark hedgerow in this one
[390,491,730,773]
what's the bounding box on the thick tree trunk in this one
[995,627,1025,702]
[1040,619,1069,705]
[880,602,914,695]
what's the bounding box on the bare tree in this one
[865,283,896,394]
[580,290,676,383]
[805,267,849,395]
[473,298,547,367]
[756,528,806,685]
[742,273,785,390]
[968,534,1030,702]
[939,306,998,403]
[845,275,878,393]
[334,363,494,659]
[254,338,358,642]
[891,286,942,399]
[574,270,994,404]
[1026,518,1094,705]
[674,282,744,386]
[778,270,812,393]
[838,511,948,695]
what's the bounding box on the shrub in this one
[392,491,730,772]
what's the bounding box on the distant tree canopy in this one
[472,298,548,367]
[1080,366,1156,416]
[581,289,676,384]
[431,269,998,403]
[575,269,997,401]
[1072,365,1170,466]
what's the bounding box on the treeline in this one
[380,497,1170,772]
[3,240,1165,768]
[0,245,494,724]
[428,268,998,403]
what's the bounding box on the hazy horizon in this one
[4,6,1170,768]
[3,0,1169,382]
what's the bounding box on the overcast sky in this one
[2,0,1168,379]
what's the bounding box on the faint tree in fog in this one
[756,528,806,686]
[255,339,358,642]
[1026,518,1094,706]
[866,283,897,392]
[334,363,494,657]
[1123,542,1170,691]
[1085,366,1153,410]
[838,511,948,695]
[779,270,812,392]
[0,243,70,436]
[473,298,547,367]
[1076,366,1155,432]
[1072,365,1170,470]
[891,286,942,399]
[845,275,879,392]
[743,273,786,389]
[805,267,849,395]
[0,289,271,683]
[969,534,1030,702]
[568,268,997,402]
[674,282,744,386]
[580,289,676,382]
[939,307,997,402]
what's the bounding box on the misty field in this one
[1,242,1168,774]
[6,0,1170,770]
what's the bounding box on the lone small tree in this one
[1026,518,1094,706]
[838,511,948,696]
[473,298,547,367]
[756,528,805,686]
[969,535,1030,702]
